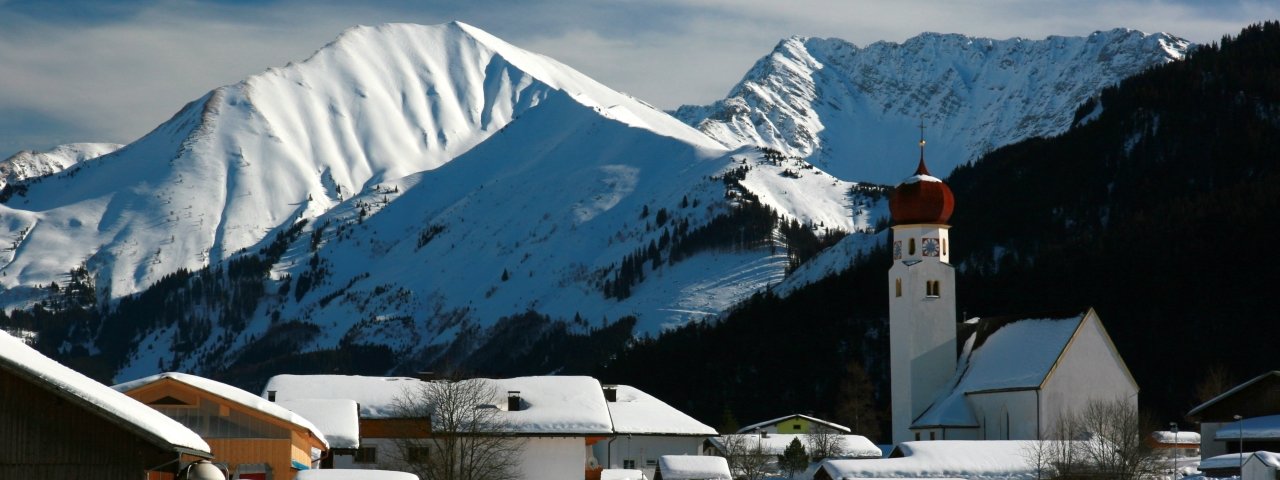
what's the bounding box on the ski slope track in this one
[675,29,1191,183]
[0,22,879,380]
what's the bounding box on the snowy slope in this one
[675,29,1190,183]
[0,142,122,189]
[0,21,715,307]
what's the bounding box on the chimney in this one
[267,391,276,401]
[603,385,618,402]
[507,391,522,411]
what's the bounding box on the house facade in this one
[115,372,329,480]
[0,330,213,480]
[736,414,852,435]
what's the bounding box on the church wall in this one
[888,257,957,445]
[967,390,1038,440]
[1039,313,1139,436]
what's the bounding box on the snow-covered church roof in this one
[0,330,211,456]
[114,372,329,448]
[912,309,1090,428]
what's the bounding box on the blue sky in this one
[1,0,1277,153]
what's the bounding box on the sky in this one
[1,0,1277,154]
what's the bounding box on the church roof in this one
[912,309,1091,428]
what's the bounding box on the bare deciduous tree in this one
[718,434,771,480]
[1024,398,1161,480]
[805,425,848,462]
[391,379,525,480]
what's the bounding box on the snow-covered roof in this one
[737,413,851,433]
[277,398,360,449]
[1151,430,1201,445]
[295,470,419,480]
[709,434,881,458]
[265,374,421,418]
[913,312,1086,428]
[0,330,211,456]
[1188,371,1280,416]
[601,469,647,480]
[263,374,614,435]
[1248,451,1280,468]
[819,440,1050,479]
[1199,452,1253,470]
[1215,414,1280,440]
[657,455,732,480]
[903,174,943,184]
[114,372,328,448]
[608,385,716,436]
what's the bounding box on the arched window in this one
[895,278,902,297]
[909,238,916,255]
[943,238,948,255]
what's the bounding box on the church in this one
[886,134,1138,445]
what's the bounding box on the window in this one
[914,432,920,441]
[942,238,948,255]
[406,446,429,463]
[793,424,802,431]
[909,238,916,255]
[895,278,902,297]
[926,280,941,297]
[623,460,636,469]
[354,446,378,464]
[929,431,936,440]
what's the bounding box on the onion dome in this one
[889,155,954,225]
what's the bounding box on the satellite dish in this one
[180,460,227,480]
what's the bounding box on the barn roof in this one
[0,330,211,457]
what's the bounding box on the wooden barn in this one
[0,330,214,479]
[115,372,330,480]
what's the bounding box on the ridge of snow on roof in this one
[902,174,943,184]
[711,433,881,458]
[1200,452,1255,469]
[0,330,211,455]
[1189,371,1280,416]
[114,372,328,448]
[658,455,732,480]
[1152,430,1201,444]
[264,374,613,434]
[1215,414,1280,440]
[913,314,1085,428]
[1250,451,1280,468]
[820,440,1050,479]
[608,384,716,435]
[264,374,421,418]
[277,398,360,450]
[737,413,851,433]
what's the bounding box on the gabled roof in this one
[913,309,1090,428]
[1248,451,1280,468]
[608,384,716,436]
[1189,371,1280,416]
[114,372,329,449]
[737,413,851,434]
[0,330,211,457]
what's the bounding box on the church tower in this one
[888,127,957,444]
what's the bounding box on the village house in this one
[0,330,214,480]
[261,374,717,480]
[1188,370,1280,458]
[885,142,1137,444]
[114,372,329,480]
[735,413,852,435]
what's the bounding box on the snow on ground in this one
[0,330,210,454]
[601,469,646,480]
[114,372,329,448]
[276,398,360,449]
[296,470,418,480]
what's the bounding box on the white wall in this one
[596,436,703,479]
[888,224,956,445]
[968,390,1038,440]
[1039,312,1138,437]
[521,437,587,480]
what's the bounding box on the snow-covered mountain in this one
[674,29,1191,183]
[0,22,877,379]
[0,143,123,190]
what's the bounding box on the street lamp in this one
[1169,422,1178,480]
[1233,414,1243,476]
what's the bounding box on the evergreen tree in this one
[778,437,809,478]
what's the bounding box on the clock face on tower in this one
[922,237,940,257]
[893,241,902,260]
